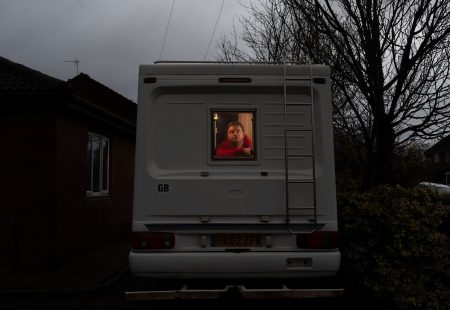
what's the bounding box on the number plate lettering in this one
[211,234,263,247]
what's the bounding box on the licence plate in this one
[211,234,263,247]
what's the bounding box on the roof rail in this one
[154,60,312,65]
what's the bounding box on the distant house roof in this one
[427,135,450,153]
[0,56,136,132]
[0,56,66,93]
[68,73,136,124]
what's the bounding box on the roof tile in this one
[0,56,66,92]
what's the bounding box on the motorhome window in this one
[212,111,255,160]
[86,133,110,196]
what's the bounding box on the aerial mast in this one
[63,58,80,75]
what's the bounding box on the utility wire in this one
[204,0,225,60]
[159,0,176,61]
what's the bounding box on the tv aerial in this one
[63,58,80,75]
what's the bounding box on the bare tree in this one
[217,0,450,188]
[217,0,317,62]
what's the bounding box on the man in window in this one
[216,121,253,158]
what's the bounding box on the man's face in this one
[227,125,244,143]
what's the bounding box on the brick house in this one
[425,136,450,185]
[0,56,136,273]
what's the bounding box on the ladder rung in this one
[287,180,315,184]
[286,154,314,158]
[286,156,314,159]
[284,78,311,81]
[285,129,312,132]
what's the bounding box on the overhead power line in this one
[159,0,176,61]
[204,0,225,60]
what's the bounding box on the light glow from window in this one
[212,111,255,160]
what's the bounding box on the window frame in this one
[208,106,259,165]
[86,132,110,197]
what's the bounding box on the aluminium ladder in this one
[283,61,317,233]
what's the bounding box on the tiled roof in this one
[68,73,136,124]
[0,56,66,92]
[0,56,135,125]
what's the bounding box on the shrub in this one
[338,185,450,309]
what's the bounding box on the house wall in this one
[0,99,135,274]
[0,107,57,273]
[53,107,135,266]
[429,150,450,184]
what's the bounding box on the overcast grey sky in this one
[0,0,251,102]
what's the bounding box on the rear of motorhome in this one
[129,62,340,282]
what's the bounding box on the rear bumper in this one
[125,284,344,300]
[129,250,340,279]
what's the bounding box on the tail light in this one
[131,232,175,250]
[296,231,340,249]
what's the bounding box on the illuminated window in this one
[86,133,110,196]
[212,111,256,160]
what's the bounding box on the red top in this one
[215,135,253,157]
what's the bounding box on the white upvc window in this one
[86,132,110,196]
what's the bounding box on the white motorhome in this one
[129,62,340,286]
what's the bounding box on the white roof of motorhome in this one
[139,62,330,76]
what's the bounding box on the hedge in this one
[337,185,450,309]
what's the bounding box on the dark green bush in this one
[338,185,450,309]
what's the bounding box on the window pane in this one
[212,111,255,160]
[102,139,109,191]
[92,136,100,192]
[86,135,92,191]
[87,133,110,195]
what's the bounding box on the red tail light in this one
[296,231,340,249]
[131,232,175,250]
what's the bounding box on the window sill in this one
[86,192,110,199]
